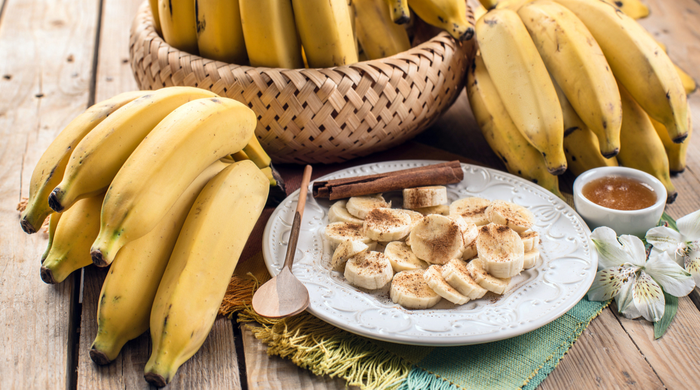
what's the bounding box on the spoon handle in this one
[282,165,313,270]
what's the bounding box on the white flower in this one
[588,227,695,322]
[646,209,700,286]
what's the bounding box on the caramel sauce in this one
[582,176,657,210]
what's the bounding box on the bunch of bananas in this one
[467,0,695,203]
[148,0,473,68]
[21,86,274,387]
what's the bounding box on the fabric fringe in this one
[398,368,460,390]
[218,273,261,317]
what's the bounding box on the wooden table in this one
[1,0,699,388]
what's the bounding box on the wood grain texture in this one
[0,0,99,388]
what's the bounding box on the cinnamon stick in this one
[313,161,464,200]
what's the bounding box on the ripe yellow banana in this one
[41,212,62,263]
[48,87,217,213]
[158,0,198,54]
[144,160,269,387]
[469,0,487,19]
[617,83,677,203]
[650,114,692,174]
[91,97,256,267]
[239,0,304,68]
[408,0,473,41]
[494,0,533,10]
[242,136,272,168]
[89,160,228,365]
[292,0,359,67]
[40,194,104,284]
[467,54,563,199]
[675,64,697,95]
[476,9,566,175]
[20,91,146,234]
[554,0,688,143]
[149,0,162,34]
[385,0,410,23]
[602,0,649,19]
[479,0,499,9]
[355,0,411,60]
[195,0,248,64]
[519,0,622,158]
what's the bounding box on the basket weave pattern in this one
[129,1,473,164]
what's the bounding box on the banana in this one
[48,87,217,213]
[449,197,491,226]
[363,208,412,241]
[519,1,622,158]
[41,212,61,263]
[40,194,104,284]
[485,200,534,233]
[355,0,411,60]
[384,241,428,272]
[408,0,473,41]
[399,208,425,230]
[89,160,228,365]
[466,258,511,294]
[329,200,365,224]
[476,223,524,278]
[479,0,499,8]
[410,214,464,265]
[602,0,648,19]
[675,64,697,95]
[470,0,488,19]
[292,0,358,68]
[494,0,533,10]
[145,161,268,387]
[344,251,395,289]
[325,222,374,248]
[390,270,442,309]
[346,194,391,219]
[650,114,691,174]
[476,9,566,175]
[91,97,256,267]
[20,91,146,234]
[331,239,372,271]
[149,0,162,34]
[451,217,479,248]
[616,83,677,203]
[424,265,470,304]
[519,230,539,252]
[385,0,410,23]
[158,0,198,54]
[441,259,488,299]
[414,205,449,216]
[403,186,447,209]
[195,0,248,64]
[239,0,304,68]
[242,136,272,169]
[462,241,477,260]
[523,248,539,269]
[467,54,563,198]
[564,127,619,177]
[260,167,277,186]
[554,0,688,143]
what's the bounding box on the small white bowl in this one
[573,167,666,236]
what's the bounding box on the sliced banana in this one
[325,222,373,249]
[390,270,442,309]
[520,230,539,252]
[476,224,524,278]
[331,240,370,272]
[441,259,488,300]
[414,204,449,216]
[449,197,491,226]
[344,251,394,290]
[328,200,364,224]
[410,214,464,265]
[346,194,390,219]
[523,248,540,270]
[462,241,478,260]
[451,216,478,248]
[398,209,425,230]
[363,208,412,242]
[424,265,469,305]
[485,200,535,233]
[384,241,428,272]
[466,258,511,295]
[403,186,448,209]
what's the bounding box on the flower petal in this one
[591,227,631,269]
[646,226,683,261]
[589,266,637,301]
[644,251,695,297]
[633,272,665,322]
[619,235,647,268]
[676,209,700,240]
[685,251,700,287]
[614,271,639,318]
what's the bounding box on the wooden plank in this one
[0,0,100,388]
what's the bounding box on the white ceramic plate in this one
[262,160,597,346]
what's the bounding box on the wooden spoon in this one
[252,165,312,318]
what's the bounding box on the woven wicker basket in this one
[129,1,474,164]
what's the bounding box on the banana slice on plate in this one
[466,258,511,295]
[390,270,442,309]
[403,186,448,209]
[344,251,394,290]
[414,204,450,216]
[485,200,535,233]
[476,223,524,278]
[384,241,428,272]
[441,259,488,299]
[520,230,539,252]
[325,222,373,248]
[449,197,491,226]
[424,265,470,305]
[399,209,425,230]
[410,214,464,265]
[363,208,412,242]
[328,200,364,224]
[346,194,391,219]
[462,241,478,260]
[331,240,371,272]
[451,217,479,248]
[523,248,540,269]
